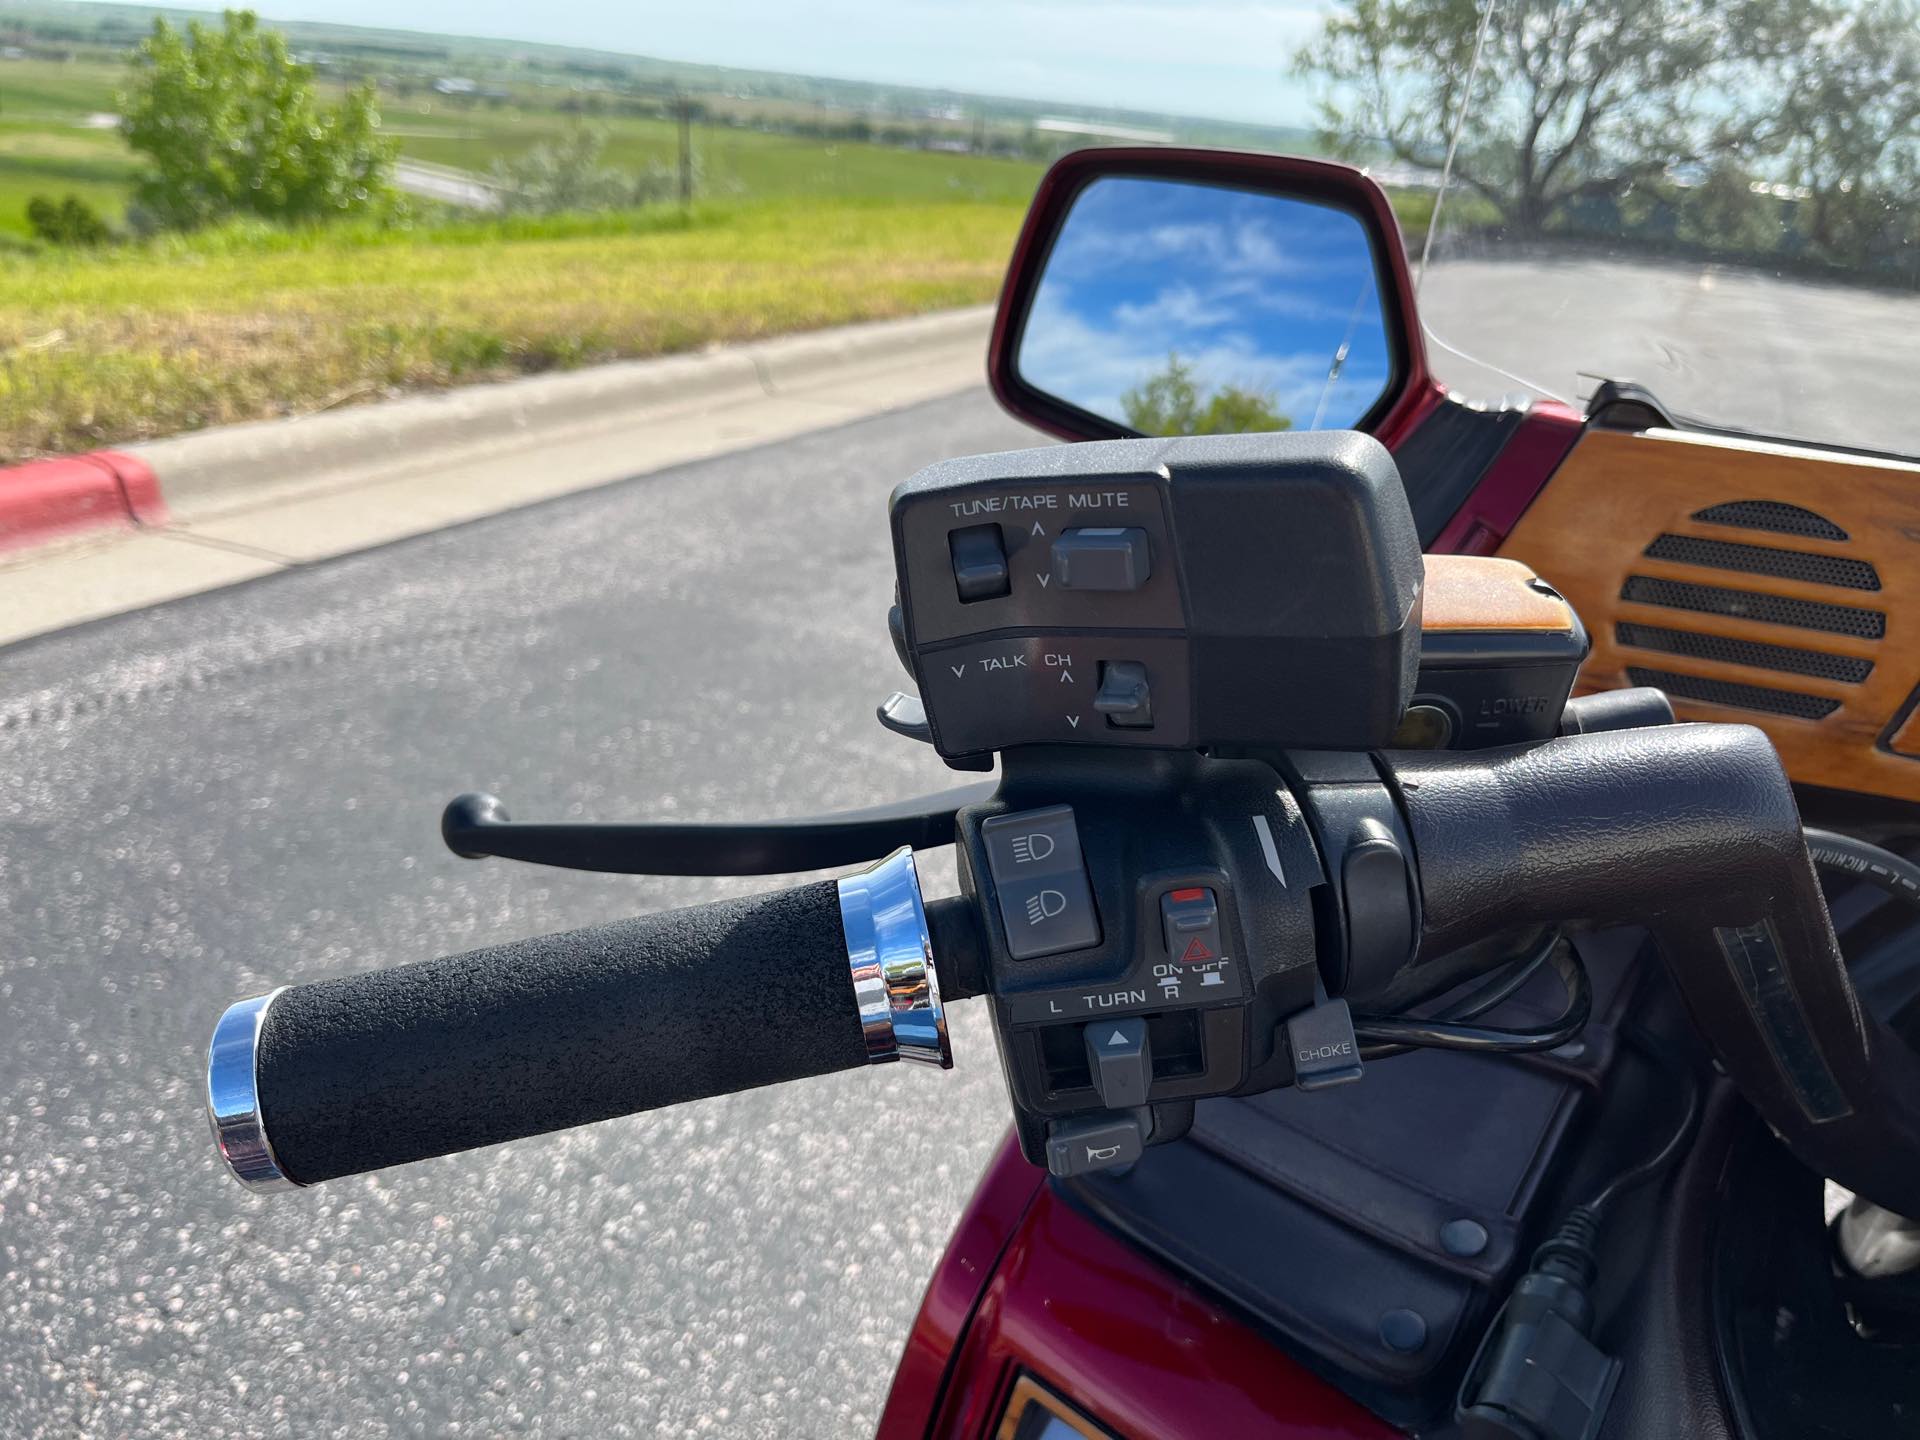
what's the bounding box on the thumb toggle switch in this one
[1086,1016,1151,1109]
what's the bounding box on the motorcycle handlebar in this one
[208,849,957,1190]
[1381,723,1920,1218]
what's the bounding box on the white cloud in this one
[1020,275,1389,427]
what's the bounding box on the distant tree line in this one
[1299,0,1920,279]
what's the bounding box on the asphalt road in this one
[0,390,1037,1439]
[394,161,503,212]
[1421,249,1920,457]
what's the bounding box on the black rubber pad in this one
[257,879,865,1183]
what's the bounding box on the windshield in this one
[1310,0,1920,456]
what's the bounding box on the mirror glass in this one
[1016,176,1395,436]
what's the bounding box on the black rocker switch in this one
[1094,661,1153,729]
[981,807,1102,960]
[949,524,1009,603]
[1085,1017,1151,1109]
[1051,527,1151,591]
[1160,886,1221,963]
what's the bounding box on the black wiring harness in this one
[1458,827,1920,1438]
[1351,929,1587,1061]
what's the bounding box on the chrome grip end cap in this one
[206,988,302,1192]
[839,847,952,1069]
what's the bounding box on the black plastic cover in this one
[889,431,1423,758]
[1065,929,1643,1429]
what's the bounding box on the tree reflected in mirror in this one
[1121,352,1293,435]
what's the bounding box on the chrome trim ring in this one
[838,846,952,1068]
[206,988,302,1192]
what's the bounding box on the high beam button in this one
[982,807,1102,960]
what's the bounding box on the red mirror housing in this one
[989,147,1440,448]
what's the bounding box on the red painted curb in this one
[0,450,165,554]
[93,450,168,527]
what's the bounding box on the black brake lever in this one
[440,781,997,876]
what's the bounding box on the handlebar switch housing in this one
[888,431,1423,765]
[958,749,1327,1168]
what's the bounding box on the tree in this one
[119,10,397,230]
[1759,0,1920,266]
[488,125,682,215]
[26,194,112,246]
[1297,0,1829,235]
[1122,354,1293,436]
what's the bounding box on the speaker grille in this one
[1643,533,1880,591]
[1690,500,1849,541]
[1626,667,1841,720]
[1615,623,1874,683]
[1621,576,1887,639]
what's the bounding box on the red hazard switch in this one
[1161,886,1222,964]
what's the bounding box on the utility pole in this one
[675,91,693,207]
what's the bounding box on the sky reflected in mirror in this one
[1017,177,1394,435]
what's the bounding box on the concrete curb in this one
[0,451,165,553]
[0,305,992,542]
[130,306,992,521]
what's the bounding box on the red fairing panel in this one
[1426,400,1585,554]
[878,1135,1401,1440]
[878,1138,1047,1439]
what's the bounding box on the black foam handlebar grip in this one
[1382,723,1920,1217]
[255,880,866,1185]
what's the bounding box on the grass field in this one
[0,58,133,235]
[383,98,1045,204]
[0,55,1041,237]
[0,54,1399,462]
[0,196,1025,459]
[0,53,1042,459]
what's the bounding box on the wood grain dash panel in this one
[1497,427,1920,803]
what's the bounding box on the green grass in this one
[0,55,1037,459]
[0,56,1042,238]
[1385,185,1504,241]
[0,57,123,120]
[385,103,1044,203]
[0,59,139,236]
[0,117,139,236]
[0,196,1027,460]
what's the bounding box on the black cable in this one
[1803,826,1920,1042]
[1447,931,1561,1023]
[1351,929,1563,1062]
[1377,925,1561,1019]
[1577,1021,1703,1219]
[1352,942,1590,1057]
[1804,827,1920,906]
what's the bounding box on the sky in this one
[69,0,1337,127]
[1018,177,1391,429]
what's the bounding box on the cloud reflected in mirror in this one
[1016,176,1394,436]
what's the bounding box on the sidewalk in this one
[0,306,992,647]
